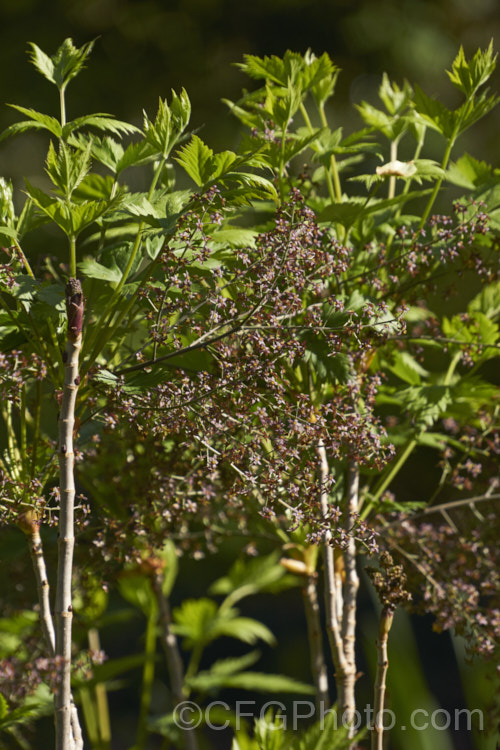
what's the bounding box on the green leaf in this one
[27,42,56,84]
[143,90,191,157]
[78,258,122,284]
[237,52,303,87]
[412,86,458,139]
[210,552,294,605]
[446,42,497,98]
[28,38,96,90]
[209,651,261,676]
[172,599,275,649]
[45,139,92,197]
[387,351,429,386]
[215,617,275,646]
[290,709,360,750]
[25,181,109,236]
[468,281,500,320]
[175,135,215,186]
[187,669,315,695]
[158,539,178,596]
[378,73,414,116]
[254,711,286,750]
[446,153,494,189]
[1,105,62,139]
[62,114,140,140]
[118,574,157,617]
[211,227,257,248]
[0,693,7,721]
[172,598,219,647]
[319,190,430,225]
[116,140,157,173]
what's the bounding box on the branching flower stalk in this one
[55,278,84,750]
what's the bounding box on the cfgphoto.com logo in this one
[173,700,484,733]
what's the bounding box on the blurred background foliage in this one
[0,2,499,749]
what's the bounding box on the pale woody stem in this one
[55,279,84,750]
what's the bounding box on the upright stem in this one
[319,104,342,202]
[317,440,348,710]
[27,516,83,749]
[372,609,394,750]
[419,135,456,228]
[341,463,360,732]
[88,628,111,749]
[302,573,330,710]
[55,279,84,750]
[59,87,67,128]
[153,574,199,750]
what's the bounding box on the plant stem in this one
[88,628,111,749]
[369,437,418,509]
[55,279,84,750]
[319,104,342,202]
[371,608,394,750]
[152,574,199,750]
[135,608,158,750]
[27,516,83,749]
[341,463,360,734]
[60,87,67,129]
[317,440,348,711]
[69,236,77,279]
[302,573,330,710]
[30,380,42,480]
[419,135,456,228]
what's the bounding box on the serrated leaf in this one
[188,669,315,695]
[27,42,55,84]
[413,86,457,139]
[210,651,261,676]
[78,258,122,284]
[45,139,92,197]
[28,38,96,91]
[175,135,215,186]
[0,105,62,141]
[116,140,157,173]
[446,153,494,189]
[210,552,291,605]
[387,351,429,385]
[215,617,275,646]
[446,42,497,98]
[62,114,140,140]
[143,90,191,157]
[468,281,500,320]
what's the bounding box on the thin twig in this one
[372,609,393,750]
